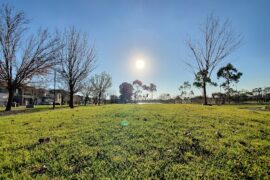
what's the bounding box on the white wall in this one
[0,93,8,106]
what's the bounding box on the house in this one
[74,94,84,105]
[48,89,68,105]
[0,81,8,106]
[13,85,40,105]
[0,88,8,106]
[0,80,84,106]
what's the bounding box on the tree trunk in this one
[53,90,56,109]
[98,92,101,105]
[227,84,231,104]
[84,98,87,106]
[5,85,15,111]
[69,90,74,108]
[202,82,208,105]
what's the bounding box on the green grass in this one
[0,104,269,179]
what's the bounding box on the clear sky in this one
[2,0,270,97]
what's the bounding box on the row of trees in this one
[133,80,157,101]
[178,62,242,104]
[119,80,157,103]
[0,4,98,111]
[0,4,267,109]
[212,87,270,105]
[125,85,270,104]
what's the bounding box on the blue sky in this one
[2,0,270,97]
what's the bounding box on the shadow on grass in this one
[173,138,212,163]
[0,105,69,117]
[238,105,270,112]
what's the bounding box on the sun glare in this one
[135,59,145,70]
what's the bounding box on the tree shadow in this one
[0,105,69,117]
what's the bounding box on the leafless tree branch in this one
[0,4,61,111]
[186,14,242,105]
[57,27,96,108]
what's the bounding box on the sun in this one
[135,59,145,70]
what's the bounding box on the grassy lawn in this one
[0,104,269,178]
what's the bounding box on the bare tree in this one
[81,81,92,106]
[187,14,242,105]
[89,71,112,105]
[58,27,96,108]
[0,4,61,111]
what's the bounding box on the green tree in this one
[217,63,242,104]
[119,82,134,103]
[179,81,193,103]
[132,80,142,102]
[263,87,270,102]
[252,88,263,104]
[149,83,157,99]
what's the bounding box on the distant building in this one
[0,81,8,106]
[13,85,41,105]
[48,89,69,105]
[74,94,84,105]
[0,89,8,106]
[0,81,82,106]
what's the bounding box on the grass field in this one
[0,104,269,179]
